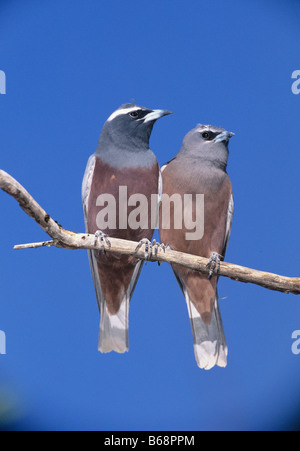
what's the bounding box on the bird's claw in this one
[135,238,168,261]
[94,230,111,254]
[156,242,171,266]
[135,238,153,261]
[151,239,169,257]
[206,252,221,279]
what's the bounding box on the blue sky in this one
[0,0,300,431]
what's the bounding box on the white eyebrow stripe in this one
[107,107,140,122]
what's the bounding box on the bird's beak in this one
[213,131,235,143]
[143,109,173,123]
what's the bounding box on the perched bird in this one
[159,124,234,370]
[82,102,171,354]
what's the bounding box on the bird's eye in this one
[202,131,210,139]
[129,111,138,118]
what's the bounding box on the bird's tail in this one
[98,295,129,353]
[185,292,228,370]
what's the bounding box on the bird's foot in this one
[206,252,221,279]
[94,230,111,254]
[151,239,169,257]
[135,238,168,261]
[155,241,171,266]
[135,238,153,261]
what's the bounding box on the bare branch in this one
[1,169,300,295]
[14,241,55,250]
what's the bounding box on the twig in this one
[14,240,55,249]
[1,169,300,295]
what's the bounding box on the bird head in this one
[99,102,172,151]
[181,124,235,170]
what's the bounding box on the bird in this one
[82,102,171,354]
[159,124,234,370]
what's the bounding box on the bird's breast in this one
[87,156,160,241]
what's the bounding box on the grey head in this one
[179,124,235,172]
[96,103,172,166]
